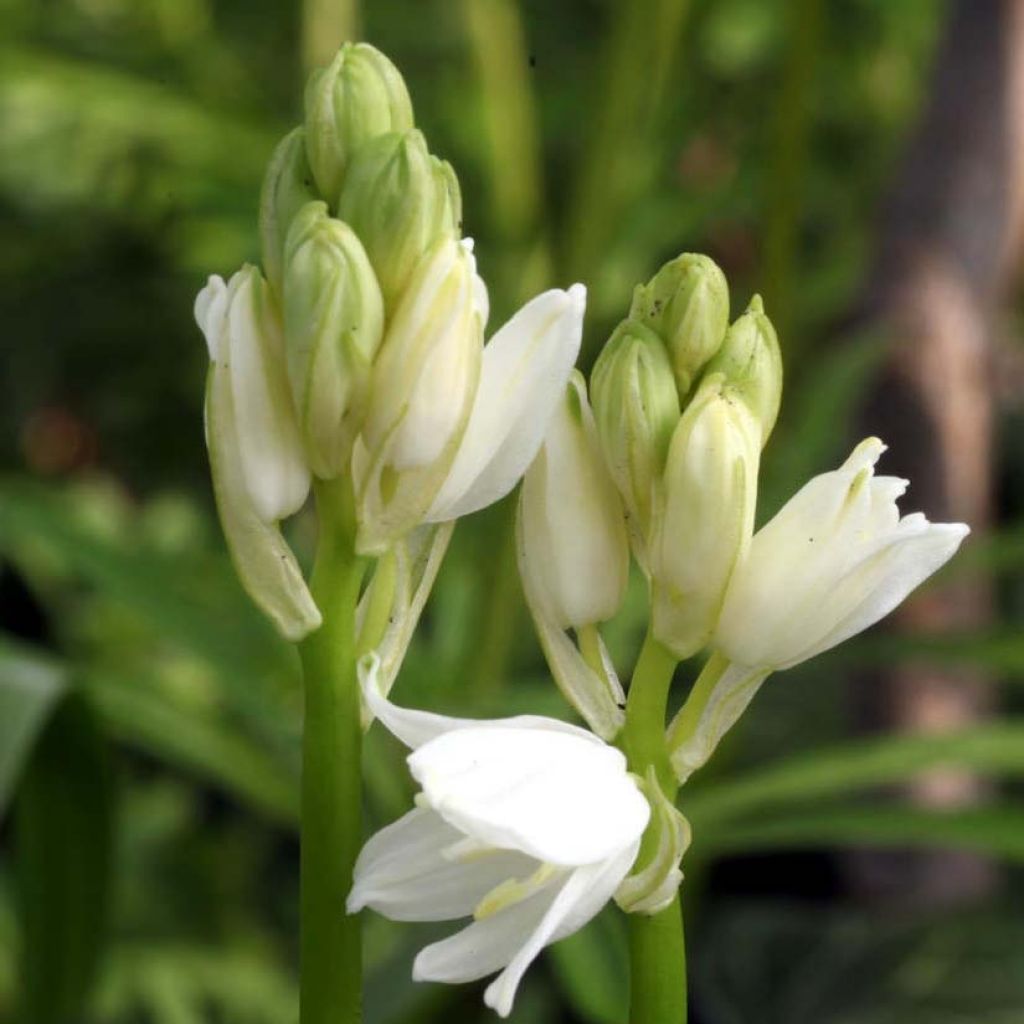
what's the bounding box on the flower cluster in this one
[195,43,584,659]
[195,43,969,1020]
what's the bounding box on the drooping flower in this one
[195,267,320,641]
[347,656,649,1017]
[517,370,629,739]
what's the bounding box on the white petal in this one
[348,807,538,922]
[790,520,969,667]
[408,726,649,865]
[425,284,586,521]
[358,653,608,750]
[194,275,229,361]
[484,844,640,1017]
[226,268,310,523]
[413,880,562,987]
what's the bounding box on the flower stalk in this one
[299,477,367,1024]
[622,630,687,1024]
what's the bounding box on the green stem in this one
[629,892,687,1024]
[622,630,687,1024]
[299,479,367,1024]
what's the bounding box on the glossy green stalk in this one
[623,630,687,1024]
[299,479,367,1024]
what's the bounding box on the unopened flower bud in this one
[354,238,483,552]
[259,127,318,298]
[338,129,461,307]
[704,295,782,443]
[590,320,680,565]
[649,373,760,659]
[519,371,629,630]
[630,253,729,396]
[283,201,385,478]
[304,42,414,201]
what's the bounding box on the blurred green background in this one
[3,0,1024,1021]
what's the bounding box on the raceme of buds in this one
[195,267,320,641]
[649,374,761,659]
[304,42,414,203]
[259,127,318,299]
[629,253,729,396]
[282,201,385,479]
[355,238,585,554]
[519,371,629,631]
[338,129,462,307]
[590,319,680,566]
[714,437,970,672]
[703,294,783,444]
[517,372,629,739]
[349,655,648,1018]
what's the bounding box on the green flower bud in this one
[304,42,414,201]
[649,373,760,659]
[337,129,462,307]
[590,320,680,567]
[630,253,729,396]
[283,201,385,479]
[259,127,318,298]
[704,295,782,443]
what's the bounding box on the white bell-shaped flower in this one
[715,437,969,670]
[348,656,648,1018]
[516,371,629,740]
[196,267,320,641]
[355,238,585,553]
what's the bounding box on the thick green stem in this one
[623,630,687,1024]
[299,479,367,1024]
[629,892,687,1024]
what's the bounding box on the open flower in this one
[347,656,649,1017]
[668,438,969,783]
[715,437,969,671]
[354,240,586,553]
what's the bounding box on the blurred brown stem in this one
[845,0,1024,906]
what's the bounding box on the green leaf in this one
[14,692,115,1024]
[696,805,1024,861]
[0,638,69,820]
[548,905,629,1024]
[84,671,299,828]
[684,722,1024,825]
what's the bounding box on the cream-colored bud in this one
[649,374,760,659]
[590,320,680,565]
[304,42,414,201]
[519,371,629,630]
[630,253,729,396]
[283,201,385,478]
[354,238,483,552]
[337,129,461,307]
[704,295,782,443]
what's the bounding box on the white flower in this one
[516,371,629,739]
[347,656,648,1018]
[354,237,586,553]
[715,437,969,671]
[195,267,320,641]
